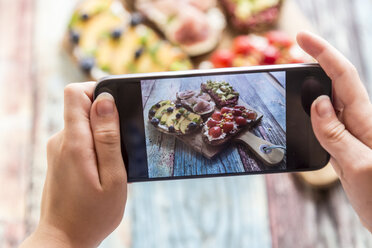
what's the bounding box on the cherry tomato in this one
[246,110,257,120]
[235,116,247,126]
[233,36,253,55]
[266,31,293,48]
[211,111,222,121]
[234,105,246,110]
[210,49,234,68]
[209,126,222,138]
[232,109,242,116]
[262,45,280,65]
[207,119,220,128]
[222,122,234,133]
[221,107,233,114]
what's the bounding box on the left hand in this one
[20,82,127,248]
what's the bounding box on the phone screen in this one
[101,65,331,182]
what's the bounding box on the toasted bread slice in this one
[220,0,282,32]
[65,0,192,80]
[136,0,225,56]
[148,100,202,135]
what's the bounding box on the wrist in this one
[21,223,94,248]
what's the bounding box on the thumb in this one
[90,92,126,187]
[311,95,369,175]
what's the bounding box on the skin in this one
[19,31,371,247]
[20,82,127,247]
[297,31,372,232]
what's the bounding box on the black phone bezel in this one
[94,63,332,183]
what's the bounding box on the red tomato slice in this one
[209,126,222,138]
[235,116,247,126]
[266,31,293,48]
[262,45,280,65]
[232,108,242,116]
[207,119,220,128]
[221,107,233,114]
[234,105,246,110]
[222,122,234,133]
[210,49,234,68]
[246,110,257,120]
[233,36,253,55]
[212,111,222,121]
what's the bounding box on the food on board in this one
[176,90,215,116]
[208,31,307,68]
[66,0,192,79]
[201,80,239,108]
[149,100,202,135]
[203,105,258,145]
[220,0,282,32]
[135,0,226,56]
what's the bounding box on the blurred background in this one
[0,0,372,247]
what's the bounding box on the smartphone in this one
[94,63,332,182]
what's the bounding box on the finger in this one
[296,31,369,106]
[90,92,126,188]
[64,82,96,139]
[311,95,370,171]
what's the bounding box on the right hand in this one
[297,31,372,232]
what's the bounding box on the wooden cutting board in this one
[175,100,285,165]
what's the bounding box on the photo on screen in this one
[141,71,286,179]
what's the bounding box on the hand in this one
[297,31,372,232]
[20,82,127,247]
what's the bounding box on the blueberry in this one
[134,47,144,60]
[168,126,175,132]
[111,29,122,39]
[79,58,95,72]
[69,30,80,44]
[176,113,181,119]
[80,13,89,21]
[175,103,182,108]
[167,107,174,113]
[130,13,143,26]
[151,117,160,126]
[155,103,161,108]
[149,109,156,116]
[187,122,197,130]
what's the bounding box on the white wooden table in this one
[0,0,371,247]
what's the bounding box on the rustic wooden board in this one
[142,72,286,179]
[176,99,263,160]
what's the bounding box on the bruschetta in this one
[202,105,258,145]
[176,90,215,117]
[220,0,282,32]
[201,80,239,108]
[148,100,202,135]
[135,0,226,56]
[65,0,192,79]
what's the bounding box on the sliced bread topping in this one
[201,80,239,108]
[149,100,202,135]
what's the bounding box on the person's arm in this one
[20,82,127,248]
[297,31,372,232]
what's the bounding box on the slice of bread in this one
[136,0,226,56]
[220,0,282,32]
[65,0,193,80]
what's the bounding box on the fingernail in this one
[315,95,333,118]
[96,92,114,117]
